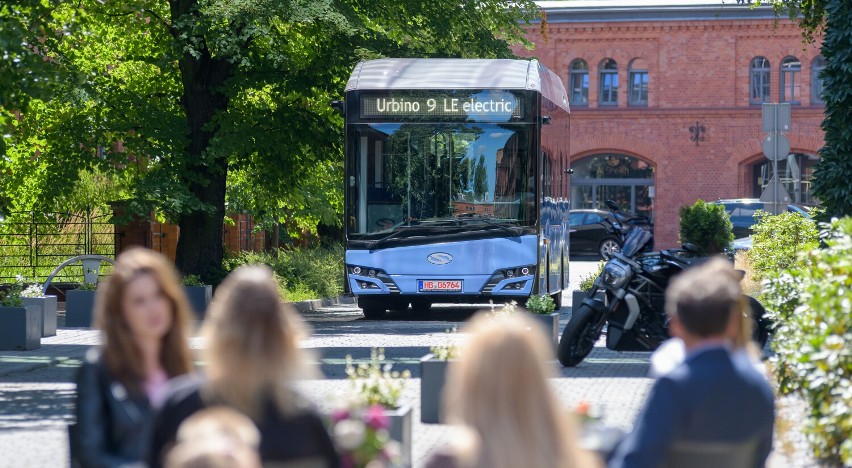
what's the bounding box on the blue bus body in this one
[343,59,570,316]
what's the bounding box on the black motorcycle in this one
[557,202,770,367]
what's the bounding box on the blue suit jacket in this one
[609,347,775,468]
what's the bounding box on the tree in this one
[767,0,852,218]
[0,0,539,280]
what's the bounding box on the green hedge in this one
[222,243,344,302]
[763,217,852,465]
[748,211,819,282]
[678,200,733,255]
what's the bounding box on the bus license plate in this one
[418,280,462,292]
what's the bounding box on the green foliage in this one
[578,262,605,291]
[75,282,97,291]
[525,294,555,315]
[764,217,852,465]
[810,0,852,220]
[222,243,344,301]
[678,200,734,255]
[181,274,204,287]
[748,211,819,281]
[429,327,460,361]
[345,348,411,409]
[0,279,23,306]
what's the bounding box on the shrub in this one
[578,262,605,291]
[525,294,555,315]
[222,243,344,301]
[678,200,733,255]
[748,211,819,281]
[764,217,852,465]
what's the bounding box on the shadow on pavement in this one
[0,387,76,429]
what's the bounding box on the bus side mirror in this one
[331,100,346,115]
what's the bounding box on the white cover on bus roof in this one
[346,58,569,112]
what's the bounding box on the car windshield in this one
[346,123,534,240]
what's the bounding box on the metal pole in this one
[773,105,779,215]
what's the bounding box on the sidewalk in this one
[0,329,100,378]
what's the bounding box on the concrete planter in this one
[528,312,560,347]
[420,354,455,424]
[21,296,57,337]
[183,285,212,320]
[572,290,605,309]
[66,290,97,328]
[0,305,41,350]
[386,405,412,467]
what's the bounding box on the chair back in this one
[662,437,759,468]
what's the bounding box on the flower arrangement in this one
[525,294,555,315]
[488,300,518,319]
[20,283,43,298]
[331,404,402,468]
[0,275,25,307]
[345,348,410,409]
[182,274,204,286]
[429,327,460,361]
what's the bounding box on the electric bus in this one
[342,58,570,318]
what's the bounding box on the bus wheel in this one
[362,306,386,320]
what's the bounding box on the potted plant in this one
[182,274,212,320]
[65,282,98,328]
[341,348,412,467]
[0,279,41,350]
[20,281,57,337]
[572,261,606,309]
[329,404,403,468]
[420,327,460,424]
[525,294,559,346]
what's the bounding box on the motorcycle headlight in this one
[602,261,630,289]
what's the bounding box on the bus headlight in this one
[602,261,630,289]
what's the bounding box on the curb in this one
[290,295,358,314]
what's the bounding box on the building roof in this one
[346,58,569,112]
[536,0,778,22]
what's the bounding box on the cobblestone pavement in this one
[0,260,817,467]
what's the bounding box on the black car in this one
[568,209,653,258]
[713,199,812,239]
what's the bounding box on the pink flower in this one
[332,408,350,423]
[364,405,389,430]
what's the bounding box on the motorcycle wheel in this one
[558,304,600,367]
[747,296,770,349]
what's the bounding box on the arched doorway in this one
[570,153,656,221]
[750,152,818,205]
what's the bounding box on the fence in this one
[0,210,115,284]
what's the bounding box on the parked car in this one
[713,198,813,239]
[568,209,653,258]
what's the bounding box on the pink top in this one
[144,369,170,409]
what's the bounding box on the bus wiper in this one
[367,225,449,250]
[454,215,522,235]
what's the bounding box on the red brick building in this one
[518,1,825,248]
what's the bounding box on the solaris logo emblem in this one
[427,252,453,265]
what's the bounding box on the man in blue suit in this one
[609,258,775,468]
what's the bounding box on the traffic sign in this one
[762,103,791,132]
[762,133,790,161]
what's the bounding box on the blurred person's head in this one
[165,407,261,468]
[201,265,313,420]
[95,248,193,392]
[666,257,742,349]
[442,312,590,468]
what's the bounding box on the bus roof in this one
[346,58,569,113]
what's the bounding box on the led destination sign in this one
[360,91,524,121]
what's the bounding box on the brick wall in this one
[518,16,825,248]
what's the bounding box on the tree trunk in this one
[169,0,232,279]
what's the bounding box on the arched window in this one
[599,59,618,106]
[751,153,819,205]
[570,153,655,220]
[569,59,589,106]
[781,56,801,104]
[628,58,648,106]
[750,57,770,104]
[811,56,826,105]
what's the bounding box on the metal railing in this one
[0,210,115,283]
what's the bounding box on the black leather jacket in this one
[72,349,151,468]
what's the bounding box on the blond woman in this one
[426,312,596,468]
[73,248,194,467]
[149,265,338,468]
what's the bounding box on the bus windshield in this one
[347,123,534,240]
